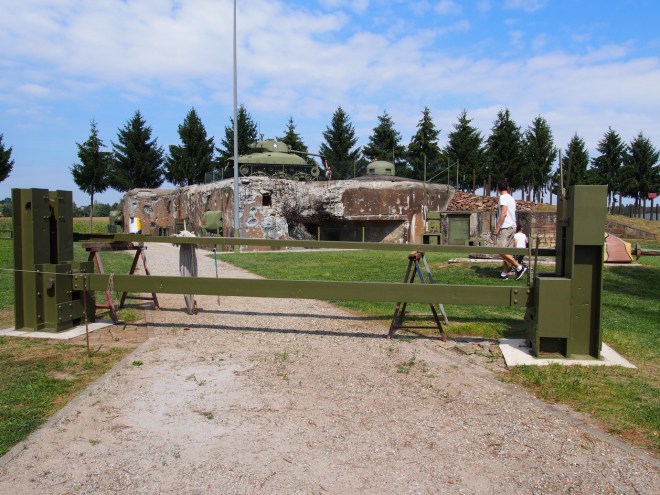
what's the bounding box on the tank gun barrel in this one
[289,149,325,159]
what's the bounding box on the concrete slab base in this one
[499,338,636,368]
[0,321,115,340]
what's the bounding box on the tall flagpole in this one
[232,0,240,240]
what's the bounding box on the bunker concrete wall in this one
[123,178,453,248]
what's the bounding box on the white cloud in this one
[580,43,631,63]
[319,0,370,14]
[1,0,659,171]
[504,0,548,13]
[18,84,52,98]
[477,1,492,14]
[531,34,548,52]
[434,0,461,16]
[508,30,524,50]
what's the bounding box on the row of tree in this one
[0,195,119,218]
[2,104,658,217]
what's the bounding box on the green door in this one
[448,215,470,245]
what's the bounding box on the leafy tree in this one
[444,110,484,192]
[93,202,114,217]
[620,132,659,216]
[485,109,524,193]
[218,104,259,166]
[590,127,626,211]
[0,134,15,183]
[0,197,12,217]
[71,120,111,230]
[362,110,407,175]
[319,106,362,179]
[407,107,442,181]
[522,116,557,202]
[110,110,164,192]
[278,117,316,165]
[165,108,216,186]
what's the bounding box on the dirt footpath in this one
[0,244,657,494]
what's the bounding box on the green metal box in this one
[526,275,571,355]
[201,211,223,234]
[426,211,441,234]
[447,214,470,245]
[108,210,124,233]
[37,261,95,332]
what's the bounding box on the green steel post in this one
[12,188,95,332]
[526,185,607,358]
[13,189,51,330]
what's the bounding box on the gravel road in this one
[0,242,658,494]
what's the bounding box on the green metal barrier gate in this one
[11,185,608,359]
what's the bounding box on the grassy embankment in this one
[0,216,137,457]
[218,216,659,454]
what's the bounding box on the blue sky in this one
[1,0,659,206]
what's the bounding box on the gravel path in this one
[0,243,658,494]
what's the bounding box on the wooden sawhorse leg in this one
[388,251,448,340]
[119,244,160,310]
[87,250,119,323]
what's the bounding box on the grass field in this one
[218,244,660,453]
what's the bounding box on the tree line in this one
[1,104,658,218]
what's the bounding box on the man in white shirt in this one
[492,179,527,281]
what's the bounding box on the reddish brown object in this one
[604,233,633,263]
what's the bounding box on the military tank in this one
[227,139,321,181]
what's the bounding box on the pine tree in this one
[444,110,484,192]
[407,107,441,181]
[218,104,259,166]
[110,110,164,192]
[71,120,111,229]
[278,117,316,165]
[486,109,524,193]
[362,110,406,175]
[165,108,216,186]
[620,132,660,216]
[522,116,557,202]
[319,106,361,179]
[564,133,590,187]
[0,134,14,183]
[590,127,626,211]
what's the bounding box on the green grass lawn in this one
[219,247,660,453]
[217,249,533,338]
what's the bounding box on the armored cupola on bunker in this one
[228,138,321,181]
[366,160,396,177]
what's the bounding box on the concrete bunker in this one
[123,176,452,247]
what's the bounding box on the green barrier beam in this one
[74,233,555,257]
[72,274,529,307]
